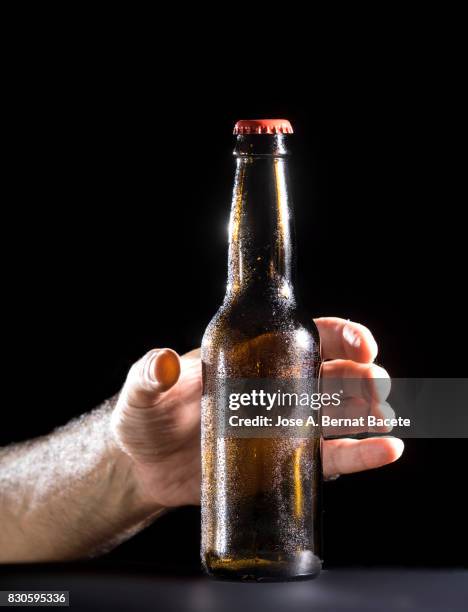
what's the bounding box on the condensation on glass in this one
[201,120,322,581]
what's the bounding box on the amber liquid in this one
[201,319,322,581]
[201,133,322,580]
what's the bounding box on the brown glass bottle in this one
[201,119,322,581]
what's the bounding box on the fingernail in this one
[366,364,391,402]
[343,323,361,348]
[154,349,180,388]
[370,364,389,379]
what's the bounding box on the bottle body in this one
[201,124,322,581]
[201,302,322,580]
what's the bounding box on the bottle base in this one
[202,550,322,582]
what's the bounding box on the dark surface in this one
[0,564,467,612]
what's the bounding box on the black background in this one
[2,23,466,572]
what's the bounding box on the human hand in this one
[111,317,403,508]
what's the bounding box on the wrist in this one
[58,405,167,559]
[113,441,166,515]
[106,403,166,518]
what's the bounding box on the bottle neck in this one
[227,134,296,302]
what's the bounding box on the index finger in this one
[314,317,378,363]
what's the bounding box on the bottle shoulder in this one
[201,297,321,370]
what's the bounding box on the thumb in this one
[110,348,181,461]
[121,348,181,409]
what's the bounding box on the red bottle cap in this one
[233,119,293,135]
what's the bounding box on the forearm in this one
[0,398,163,563]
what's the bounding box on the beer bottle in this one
[201,119,322,581]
